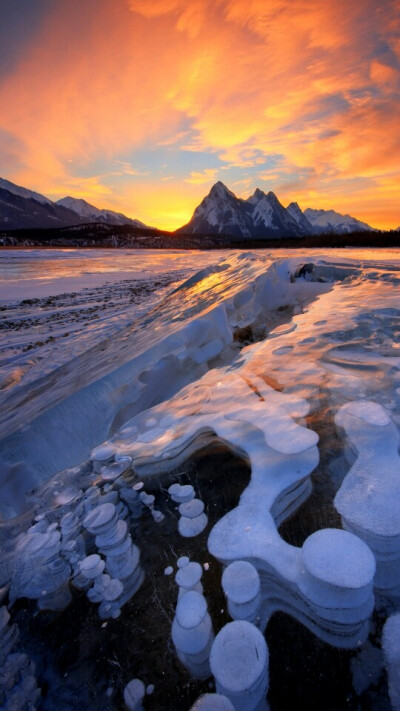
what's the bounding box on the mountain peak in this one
[253,188,265,200]
[208,181,233,198]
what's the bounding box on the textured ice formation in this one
[382,614,400,711]
[101,316,376,646]
[0,606,41,710]
[172,591,214,679]
[334,400,400,595]
[9,530,71,611]
[2,251,400,708]
[210,620,269,711]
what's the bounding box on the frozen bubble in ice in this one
[170,484,195,503]
[176,590,207,629]
[123,678,145,711]
[190,693,235,710]
[179,499,205,519]
[179,512,208,538]
[83,503,117,533]
[168,483,181,496]
[176,562,203,590]
[177,556,190,569]
[91,443,116,462]
[146,684,155,695]
[100,459,131,481]
[302,528,376,590]
[139,492,155,506]
[210,620,268,695]
[164,566,174,576]
[222,561,260,604]
[133,482,144,491]
[152,510,165,523]
[79,554,105,579]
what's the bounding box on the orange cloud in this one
[0,0,399,229]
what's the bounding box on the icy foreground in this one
[1,248,400,709]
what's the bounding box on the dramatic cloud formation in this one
[0,0,399,228]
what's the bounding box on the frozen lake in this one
[0,247,400,710]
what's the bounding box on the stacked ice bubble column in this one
[60,511,86,572]
[172,590,214,679]
[9,530,71,611]
[190,694,235,710]
[83,502,144,615]
[222,561,261,624]
[175,560,203,599]
[118,484,143,518]
[0,607,41,710]
[334,401,400,596]
[210,621,269,711]
[179,499,208,537]
[210,516,376,648]
[382,614,400,711]
[75,553,123,619]
[168,483,208,537]
[139,490,165,523]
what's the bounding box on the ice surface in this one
[2,248,400,708]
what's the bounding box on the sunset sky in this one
[0,0,399,230]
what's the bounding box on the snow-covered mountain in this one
[0,178,88,230]
[0,177,53,206]
[304,208,373,234]
[178,182,303,238]
[56,196,148,228]
[286,201,314,234]
[249,189,303,237]
[178,182,375,238]
[177,182,254,238]
[0,178,150,231]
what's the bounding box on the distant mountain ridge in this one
[304,207,374,234]
[56,196,148,228]
[0,177,150,230]
[177,181,375,238]
[0,176,377,236]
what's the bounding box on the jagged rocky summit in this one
[177,181,374,239]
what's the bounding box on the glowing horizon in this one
[0,0,399,231]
